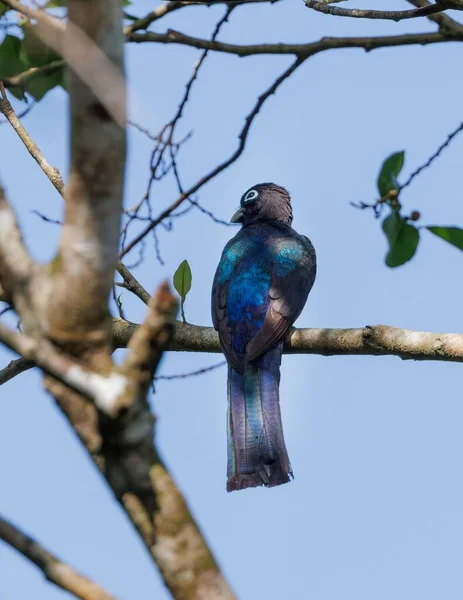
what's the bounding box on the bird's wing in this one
[246,234,316,362]
[212,237,245,371]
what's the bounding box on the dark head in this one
[230,183,293,227]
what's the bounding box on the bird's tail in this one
[227,348,292,492]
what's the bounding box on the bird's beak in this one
[230,207,244,223]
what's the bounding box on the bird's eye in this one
[243,189,259,203]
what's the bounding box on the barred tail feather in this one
[226,350,292,492]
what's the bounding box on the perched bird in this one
[212,183,316,492]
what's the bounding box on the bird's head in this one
[230,183,293,227]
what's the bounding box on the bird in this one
[212,183,316,492]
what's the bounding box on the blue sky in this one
[2,1,463,598]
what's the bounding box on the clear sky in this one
[2,1,463,598]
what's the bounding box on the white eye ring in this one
[244,189,259,203]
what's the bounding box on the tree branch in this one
[113,319,463,363]
[7,319,463,387]
[406,0,463,32]
[123,0,282,35]
[120,56,306,257]
[0,79,151,312]
[0,356,33,386]
[128,28,462,56]
[0,320,132,416]
[0,514,117,600]
[0,82,65,196]
[116,260,150,304]
[0,2,235,597]
[305,1,447,21]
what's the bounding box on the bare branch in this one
[0,2,234,596]
[123,1,198,35]
[120,56,306,257]
[406,0,463,32]
[137,5,234,221]
[116,260,150,305]
[400,120,463,190]
[123,0,282,35]
[128,28,462,55]
[0,82,65,196]
[0,356,33,386]
[154,360,226,381]
[113,319,463,363]
[305,0,447,21]
[0,79,151,312]
[0,515,117,600]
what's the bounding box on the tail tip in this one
[226,469,293,492]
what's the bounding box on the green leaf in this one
[382,212,419,267]
[25,65,65,100]
[173,260,192,301]
[8,86,25,101]
[123,11,139,20]
[0,35,28,78]
[173,260,192,323]
[44,0,66,7]
[21,24,61,67]
[427,226,463,252]
[377,151,405,197]
[0,4,11,17]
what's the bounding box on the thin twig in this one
[0,82,64,196]
[155,360,226,380]
[401,120,463,190]
[120,56,306,257]
[124,6,234,251]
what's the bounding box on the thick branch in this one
[0,515,116,600]
[113,320,463,363]
[7,320,463,388]
[0,3,234,598]
[43,0,126,344]
[0,321,131,415]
